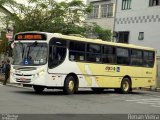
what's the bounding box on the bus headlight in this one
[37,69,45,76]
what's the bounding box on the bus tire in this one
[33,85,45,93]
[91,88,104,93]
[63,76,76,95]
[120,77,131,94]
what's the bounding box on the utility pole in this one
[113,0,118,42]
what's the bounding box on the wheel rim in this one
[68,80,74,91]
[123,81,129,91]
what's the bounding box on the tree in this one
[83,23,112,41]
[0,0,112,41]
[0,31,8,55]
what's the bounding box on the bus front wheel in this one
[33,85,45,93]
[120,78,131,94]
[63,76,76,95]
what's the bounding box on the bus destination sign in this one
[15,33,47,40]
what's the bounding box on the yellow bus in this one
[10,31,156,94]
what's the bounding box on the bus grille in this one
[16,78,31,83]
[15,74,32,76]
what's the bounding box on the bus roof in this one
[15,31,156,51]
[58,33,156,51]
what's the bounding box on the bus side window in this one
[56,47,66,61]
[48,46,54,67]
[69,41,85,62]
[48,38,67,68]
[143,51,154,67]
[117,47,129,65]
[50,47,66,67]
[102,45,116,64]
[86,43,101,63]
[130,49,143,66]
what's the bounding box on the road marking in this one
[136,102,159,104]
[151,105,160,107]
[126,97,160,108]
[126,98,160,101]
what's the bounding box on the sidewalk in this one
[0,73,23,87]
[0,73,4,83]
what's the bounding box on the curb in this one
[0,82,32,89]
[139,87,160,92]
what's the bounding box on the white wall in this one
[0,7,12,31]
[86,0,116,30]
[86,17,115,30]
[115,0,160,56]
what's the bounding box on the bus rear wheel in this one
[63,76,76,95]
[33,85,45,93]
[120,78,131,94]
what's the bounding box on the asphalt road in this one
[0,84,160,120]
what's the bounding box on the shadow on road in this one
[11,89,146,96]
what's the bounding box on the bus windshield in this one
[12,42,47,66]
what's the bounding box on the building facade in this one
[114,0,160,87]
[0,6,12,32]
[0,6,12,60]
[86,0,116,31]
[114,0,160,57]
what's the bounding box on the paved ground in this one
[0,83,160,114]
[1,81,160,120]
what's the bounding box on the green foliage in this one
[0,0,112,41]
[0,31,8,54]
[91,23,112,41]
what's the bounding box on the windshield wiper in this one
[32,41,38,47]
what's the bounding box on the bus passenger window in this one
[69,54,75,61]
[102,45,116,64]
[117,47,129,65]
[130,49,143,66]
[143,51,154,67]
[48,38,67,68]
[69,41,85,62]
[79,56,84,61]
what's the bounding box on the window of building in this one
[117,31,129,43]
[88,5,99,19]
[122,0,132,10]
[101,4,113,18]
[138,32,144,40]
[149,0,160,6]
